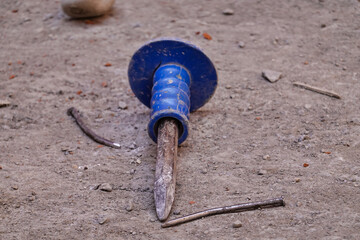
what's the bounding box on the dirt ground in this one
[1,0,360,239]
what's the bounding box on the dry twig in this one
[67,107,120,148]
[161,197,285,228]
[293,82,341,99]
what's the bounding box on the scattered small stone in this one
[0,100,11,108]
[11,186,19,190]
[232,220,243,228]
[118,101,128,110]
[201,169,208,174]
[150,218,156,222]
[304,104,312,109]
[96,215,109,225]
[222,8,234,15]
[43,13,54,21]
[262,70,282,83]
[136,159,142,164]
[320,23,326,28]
[61,0,115,18]
[262,155,270,160]
[90,184,100,190]
[99,183,112,192]
[295,178,301,183]
[129,169,136,175]
[225,85,232,89]
[238,41,245,48]
[128,142,137,150]
[27,195,36,201]
[342,66,347,71]
[125,201,134,212]
[173,210,181,215]
[257,169,267,175]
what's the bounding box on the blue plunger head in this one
[128,39,217,144]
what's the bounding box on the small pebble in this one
[232,221,243,228]
[61,0,115,18]
[118,101,128,110]
[130,169,136,175]
[27,195,36,201]
[262,155,270,160]
[320,23,326,28]
[136,159,142,164]
[238,41,245,48]
[126,201,133,212]
[225,85,232,89]
[150,218,156,222]
[257,169,267,175]
[223,8,234,15]
[99,183,112,192]
[11,186,19,190]
[262,70,282,83]
[295,178,301,183]
[96,215,109,225]
[304,104,312,109]
[43,13,54,21]
[0,100,11,108]
[173,210,181,215]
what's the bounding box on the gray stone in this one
[125,201,133,212]
[96,215,109,225]
[61,0,115,18]
[262,70,282,83]
[0,100,11,108]
[118,101,128,110]
[232,220,242,228]
[238,41,245,48]
[223,8,234,15]
[99,183,112,192]
[262,155,270,160]
[257,169,267,175]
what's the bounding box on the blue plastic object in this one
[128,39,217,144]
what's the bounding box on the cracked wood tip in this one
[154,118,179,221]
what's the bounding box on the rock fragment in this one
[262,70,282,83]
[0,100,11,108]
[232,221,243,228]
[257,169,267,175]
[99,183,112,192]
[125,201,134,212]
[223,8,234,15]
[96,215,109,225]
[118,101,128,110]
[238,41,245,48]
[61,0,115,18]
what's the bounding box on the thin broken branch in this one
[67,107,120,149]
[161,197,285,228]
[293,82,341,99]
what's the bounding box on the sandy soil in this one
[1,0,360,239]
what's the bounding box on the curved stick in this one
[67,107,120,149]
[161,197,285,228]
